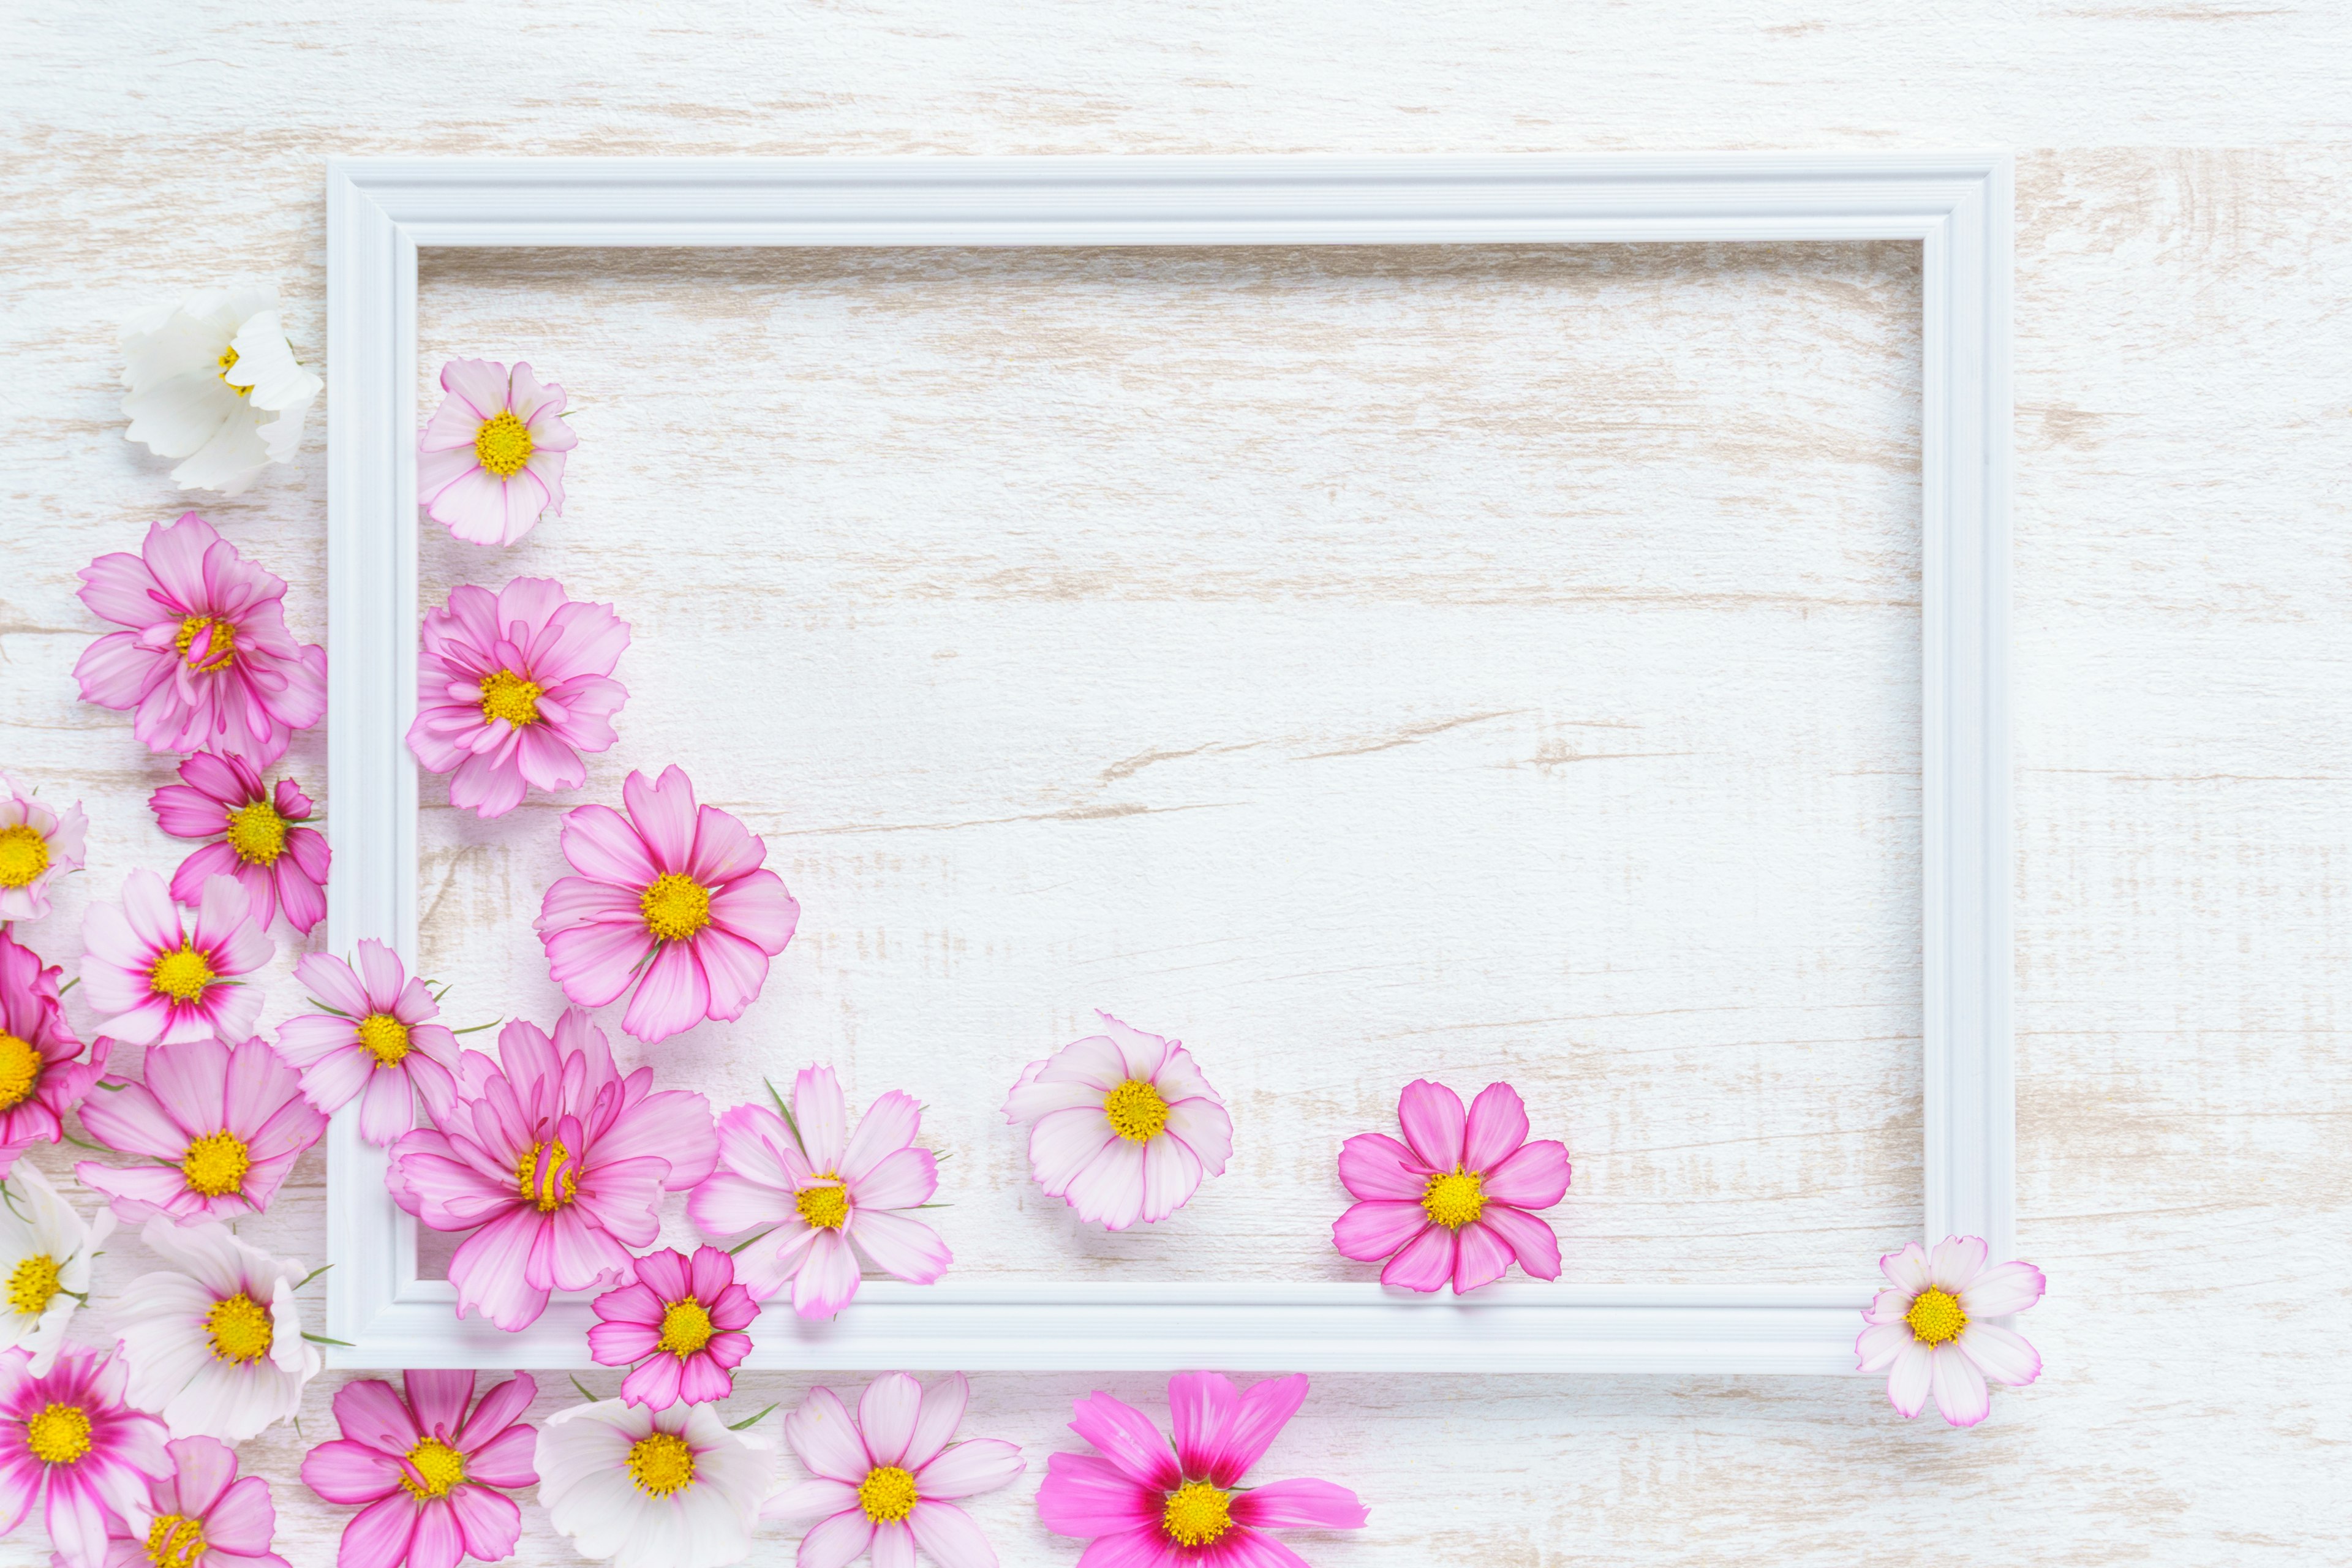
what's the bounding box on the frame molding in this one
[325,153,2011,1372]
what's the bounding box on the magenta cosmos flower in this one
[1332,1079,1569,1295]
[0,930,110,1182]
[537,764,801,1046]
[689,1065,949,1319]
[767,1372,1024,1568]
[75,1035,324,1227]
[0,1345,171,1568]
[0,771,87,923]
[1856,1235,2046,1428]
[1003,1014,1232,1232]
[589,1245,759,1412]
[72,513,326,766]
[79,869,271,1048]
[273,942,461,1148]
[1037,1373,1366,1567]
[409,578,630,820]
[88,1433,290,1568]
[150,752,330,935]
[385,1008,716,1331]
[300,1370,539,1568]
[418,359,576,547]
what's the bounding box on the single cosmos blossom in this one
[75,1035,325,1228]
[300,1370,540,1568]
[88,1433,292,1568]
[0,1163,113,1377]
[0,1344,172,1568]
[120,287,321,496]
[115,1219,322,1444]
[766,1372,1025,1568]
[78,869,272,1049]
[535,1399,774,1568]
[0,929,110,1182]
[1001,1014,1232,1232]
[149,752,330,935]
[271,942,461,1148]
[588,1245,760,1413]
[1856,1235,2046,1428]
[0,771,88,924]
[418,358,576,548]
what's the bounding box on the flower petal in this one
[1395,1079,1467,1172]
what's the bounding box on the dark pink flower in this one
[78,870,272,1048]
[83,1433,290,1568]
[0,1346,171,1568]
[300,1370,538,1568]
[1331,1079,1570,1295]
[72,513,325,766]
[75,1035,325,1227]
[149,752,330,935]
[587,1245,758,1411]
[0,930,110,1182]
[273,943,461,1147]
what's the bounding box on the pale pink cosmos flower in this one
[0,930,110,1182]
[78,869,272,1047]
[589,1245,760,1412]
[1856,1235,2046,1428]
[418,359,576,547]
[767,1372,1024,1568]
[73,513,326,766]
[537,764,801,1046]
[690,1065,951,1320]
[149,752,331,935]
[273,941,461,1148]
[300,1370,539,1568]
[1002,1014,1232,1232]
[1036,1373,1367,1566]
[0,772,86,923]
[0,1345,172,1568]
[1332,1079,1570,1295]
[86,1434,290,1568]
[75,1035,325,1227]
[385,1008,717,1332]
[409,578,630,820]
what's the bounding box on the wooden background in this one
[6,4,2350,1564]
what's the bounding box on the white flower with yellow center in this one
[113,1217,320,1442]
[536,1398,775,1568]
[0,1164,112,1376]
[121,287,322,495]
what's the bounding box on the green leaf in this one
[302,1332,355,1347]
[451,1019,503,1035]
[726,1402,778,1431]
[295,1264,334,1291]
[763,1078,806,1156]
[569,1374,601,1403]
[725,1226,777,1257]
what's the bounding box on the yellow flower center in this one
[25,1402,92,1465]
[205,1291,273,1363]
[0,824,50,888]
[400,1437,469,1501]
[795,1179,849,1231]
[1161,1480,1233,1548]
[145,1512,208,1568]
[6,1252,62,1317]
[1102,1078,1169,1142]
[625,1431,696,1497]
[656,1297,718,1357]
[514,1139,579,1213]
[181,1129,252,1197]
[1905,1286,1967,1346]
[357,1012,412,1066]
[477,668,544,728]
[174,614,237,674]
[473,409,535,478]
[0,1031,40,1110]
[1422,1168,1486,1230]
[858,1464,919,1524]
[149,945,217,1003]
[639,873,712,943]
[225,799,289,864]
[215,344,251,398]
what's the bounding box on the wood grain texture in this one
[4,4,2350,1566]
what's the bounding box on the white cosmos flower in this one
[121,287,322,494]
[115,1216,320,1441]
[537,1398,776,1568]
[0,1163,113,1376]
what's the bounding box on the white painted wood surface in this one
[4,6,2347,1565]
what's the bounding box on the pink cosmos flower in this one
[588,1245,759,1412]
[78,869,272,1048]
[1332,1079,1570,1295]
[0,1345,172,1568]
[0,930,110,1182]
[766,1373,1024,1568]
[75,1035,325,1228]
[537,764,801,1046]
[418,359,576,547]
[1856,1235,2046,1428]
[1002,1014,1233,1231]
[72,513,326,766]
[300,1370,539,1568]
[272,942,461,1148]
[1036,1373,1367,1567]
[86,1433,291,1568]
[408,578,630,820]
[385,1008,716,1331]
[149,752,330,935]
[689,1065,950,1319]
[0,772,87,923]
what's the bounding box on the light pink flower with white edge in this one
[0,1344,172,1568]
[115,1219,322,1443]
[78,869,271,1049]
[767,1372,1024,1568]
[1856,1235,2046,1428]
[299,1370,539,1568]
[73,513,326,766]
[1002,1014,1232,1232]
[418,359,576,547]
[0,930,111,1183]
[689,1065,950,1319]
[88,1433,291,1568]
[0,772,86,923]
[150,752,330,935]
[75,1035,325,1227]
[589,1245,760,1413]
[1332,1079,1570,1295]
[537,764,801,1046]
[409,577,630,820]
[534,1399,775,1568]
[272,941,461,1148]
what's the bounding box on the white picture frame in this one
[323,152,2011,1373]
